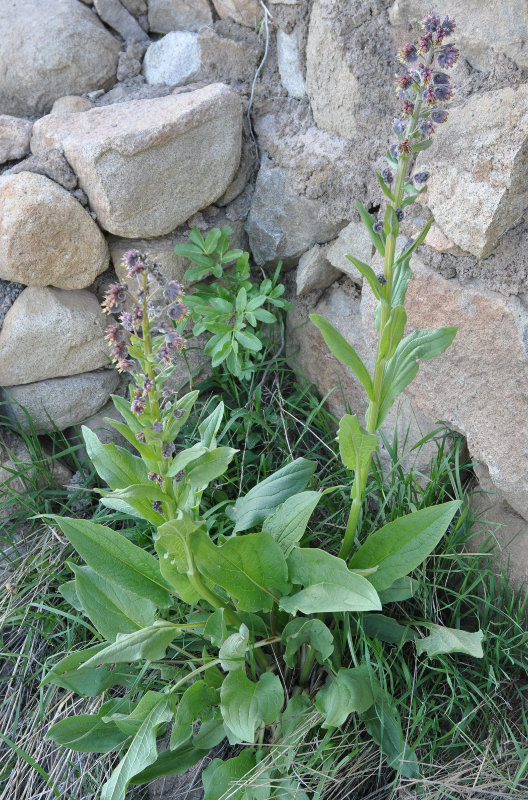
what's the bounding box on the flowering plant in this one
[43,15,483,800]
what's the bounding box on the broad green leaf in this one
[111,691,166,737]
[50,516,172,608]
[378,305,407,363]
[362,614,415,645]
[166,443,208,477]
[41,646,137,696]
[392,258,412,307]
[220,669,284,742]
[193,719,226,750]
[416,625,484,658]
[100,695,173,800]
[279,695,318,741]
[378,576,418,604]
[262,491,321,555]
[192,530,289,612]
[282,618,334,669]
[153,511,202,603]
[199,402,224,448]
[202,750,256,800]
[186,447,238,489]
[233,457,316,533]
[315,666,376,728]
[338,415,378,476]
[83,622,184,666]
[219,624,249,671]
[98,483,168,525]
[46,715,128,753]
[204,608,229,647]
[165,391,200,441]
[59,580,82,611]
[377,327,458,427]
[309,314,374,400]
[70,564,156,641]
[350,501,460,591]
[345,255,385,300]
[360,692,418,778]
[204,227,221,254]
[170,681,220,748]
[235,330,262,352]
[280,548,381,615]
[356,201,385,256]
[82,427,147,489]
[130,744,204,785]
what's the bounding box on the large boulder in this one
[31,85,243,238]
[0,172,109,289]
[246,157,346,264]
[0,0,120,116]
[3,370,120,433]
[389,0,528,71]
[147,0,213,33]
[417,85,528,259]
[0,288,109,386]
[0,116,33,165]
[305,0,360,139]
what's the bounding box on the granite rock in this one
[0,116,33,165]
[143,31,201,85]
[147,0,213,33]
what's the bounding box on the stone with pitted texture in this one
[211,0,261,27]
[31,84,243,238]
[0,116,33,165]
[93,0,150,41]
[143,31,201,86]
[0,0,120,115]
[147,0,213,33]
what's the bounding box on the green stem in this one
[299,645,317,686]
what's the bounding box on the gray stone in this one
[417,84,528,259]
[122,0,147,13]
[93,0,150,41]
[117,40,147,81]
[246,156,346,264]
[199,28,262,85]
[0,287,109,385]
[0,116,33,165]
[389,0,528,71]
[148,0,213,33]
[31,85,243,238]
[296,244,340,296]
[0,281,24,330]
[5,149,77,191]
[0,172,109,289]
[0,0,120,116]
[74,401,130,448]
[326,222,372,286]
[97,80,171,105]
[305,0,360,139]
[143,31,201,85]
[3,370,120,433]
[277,28,306,99]
[216,135,255,206]
[211,0,261,26]
[51,96,94,115]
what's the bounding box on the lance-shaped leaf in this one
[350,501,460,591]
[83,622,184,666]
[338,415,378,476]
[262,491,321,555]
[202,751,257,800]
[170,681,221,749]
[280,548,381,615]
[82,427,147,489]
[199,402,225,448]
[191,530,289,612]
[69,563,156,642]
[46,714,129,753]
[376,172,395,202]
[220,669,283,743]
[204,608,229,647]
[165,444,208,477]
[416,625,484,658]
[185,447,238,490]
[360,691,418,778]
[362,614,415,646]
[129,744,205,786]
[49,516,172,608]
[41,646,137,696]
[356,200,385,255]
[219,624,249,671]
[233,458,316,533]
[98,484,168,525]
[345,255,386,301]
[378,305,407,363]
[100,695,173,800]
[394,216,433,267]
[282,618,334,669]
[376,326,458,427]
[378,576,418,604]
[315,665,376,728]
[310,314,374,400]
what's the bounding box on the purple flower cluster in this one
[391,13,458,167]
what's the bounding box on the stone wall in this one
[1,0,527,584]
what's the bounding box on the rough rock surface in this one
[296,244,340,296]
[0,288,109,385]
[211,0,261,27]
[326,222,373,286]
[305,0,360,139]
[93,0,150,41]
[0,281,24,329]
[143,31,201,85]
[31,84,243,238]
[3,371,120,433]
[148,0,213,33]
[358,260,528,520]
[246,156,346,264]
[418,84,528,258]
[0,0,121,115]
[277,28,306,98]
[0,116,33,165]
[5,149,78,191]
[117,40,147,81]
[389,0,528,71]
[199,28,262,85]
[51,96,94,115]
[0,172,109,289]
[121,0,147,14]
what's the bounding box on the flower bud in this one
[152,420,163,432]
[376,273,387,286]
[395,208,404,222]
[413,171,430,184]
[373,221,384,233]
[431,108,448,124]
[131,396,146,414]
[152,500,163,513]
[393,118,405,136]
[399,43,418,63]
[381,168,393,184]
